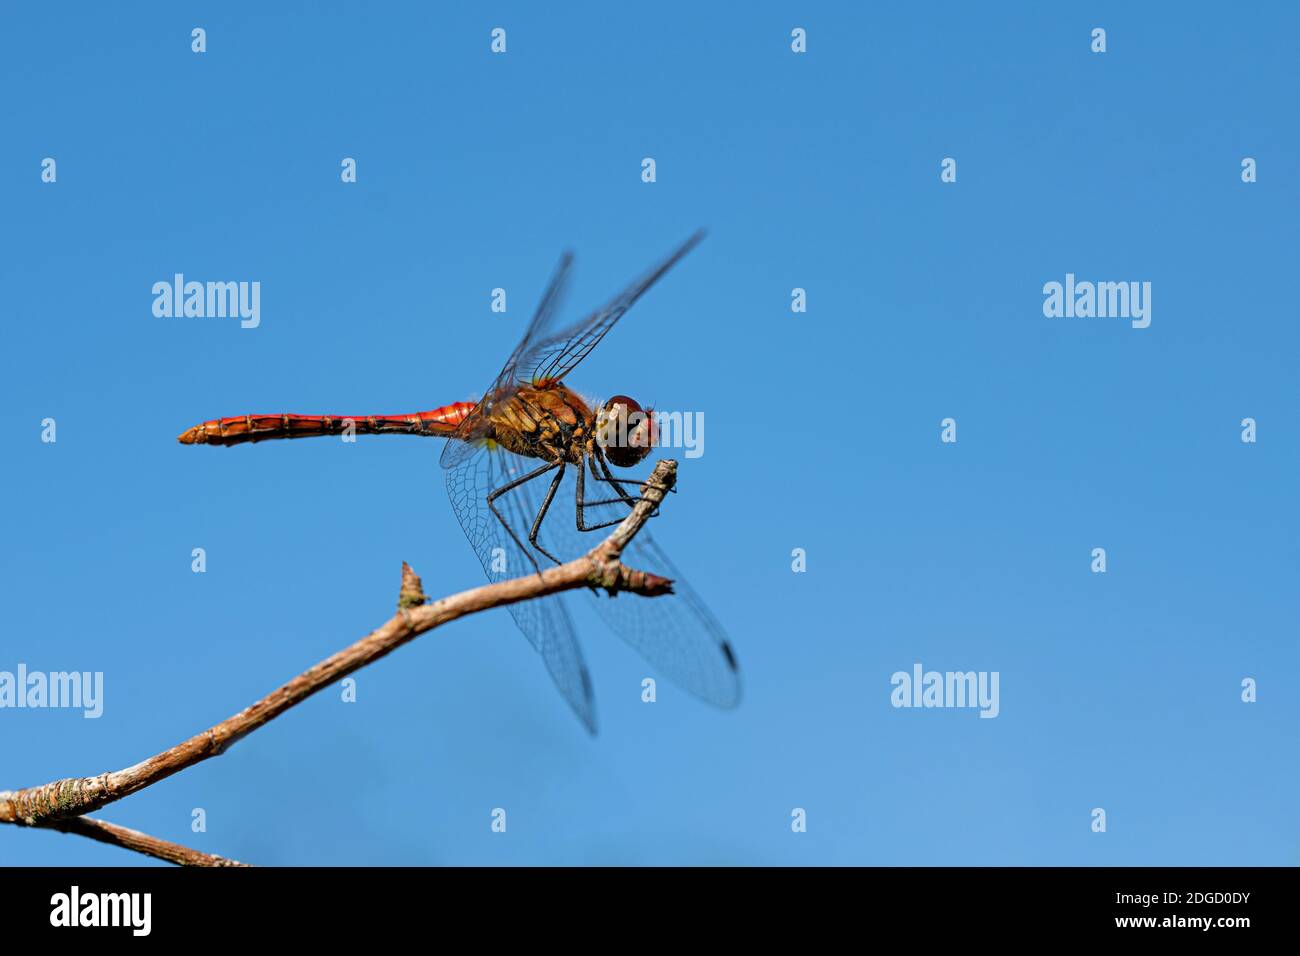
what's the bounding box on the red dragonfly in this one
[178,232,739,733]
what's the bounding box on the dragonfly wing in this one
[523,460,742,710]
[441,234,704,470]
[494,250,574,388]
[438,403,496,470]
[439,250,573,472]
[443,441,598,733]
[437,235,721,726]
[590,527,741,709]
[513,231,706,387]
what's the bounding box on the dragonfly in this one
[178,231,740,733]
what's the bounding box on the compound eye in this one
[606,394,643,418]
[601,395,656,468]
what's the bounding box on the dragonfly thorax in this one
[486,384,597,464]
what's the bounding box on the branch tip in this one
[601,568,673,597]
[398,561,427,609]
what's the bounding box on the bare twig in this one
[46,816,249,867]
[0,460,678,858]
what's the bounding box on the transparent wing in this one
[440,234,704,471]
[439,251,574,471]
[493,251,575,392]
[443,441,597,733]
[596,527,742,709]
[526,459,742,709]
[436,234,730,723]
[513,231,706,388]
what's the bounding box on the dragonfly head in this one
[596,395,657,468]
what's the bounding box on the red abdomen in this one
[177,402,477,446]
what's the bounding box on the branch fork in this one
[0,460,681,865]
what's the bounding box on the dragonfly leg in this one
[592,450,674,499]
[526,464,567,566]
[579,496,647,508]
[589,474,675,496]
[588,449,675,513]
[575,450,659,531]
[486,460,562,574]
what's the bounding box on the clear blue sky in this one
[2,2,1296,865]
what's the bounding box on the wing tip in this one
[718,641,744,709]
[578,663,599,735]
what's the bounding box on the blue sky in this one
[1,2,1297,865]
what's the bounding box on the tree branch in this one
[0,459,678,859]
[46,816,249,867]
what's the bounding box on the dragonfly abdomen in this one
[178,404,476,446]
